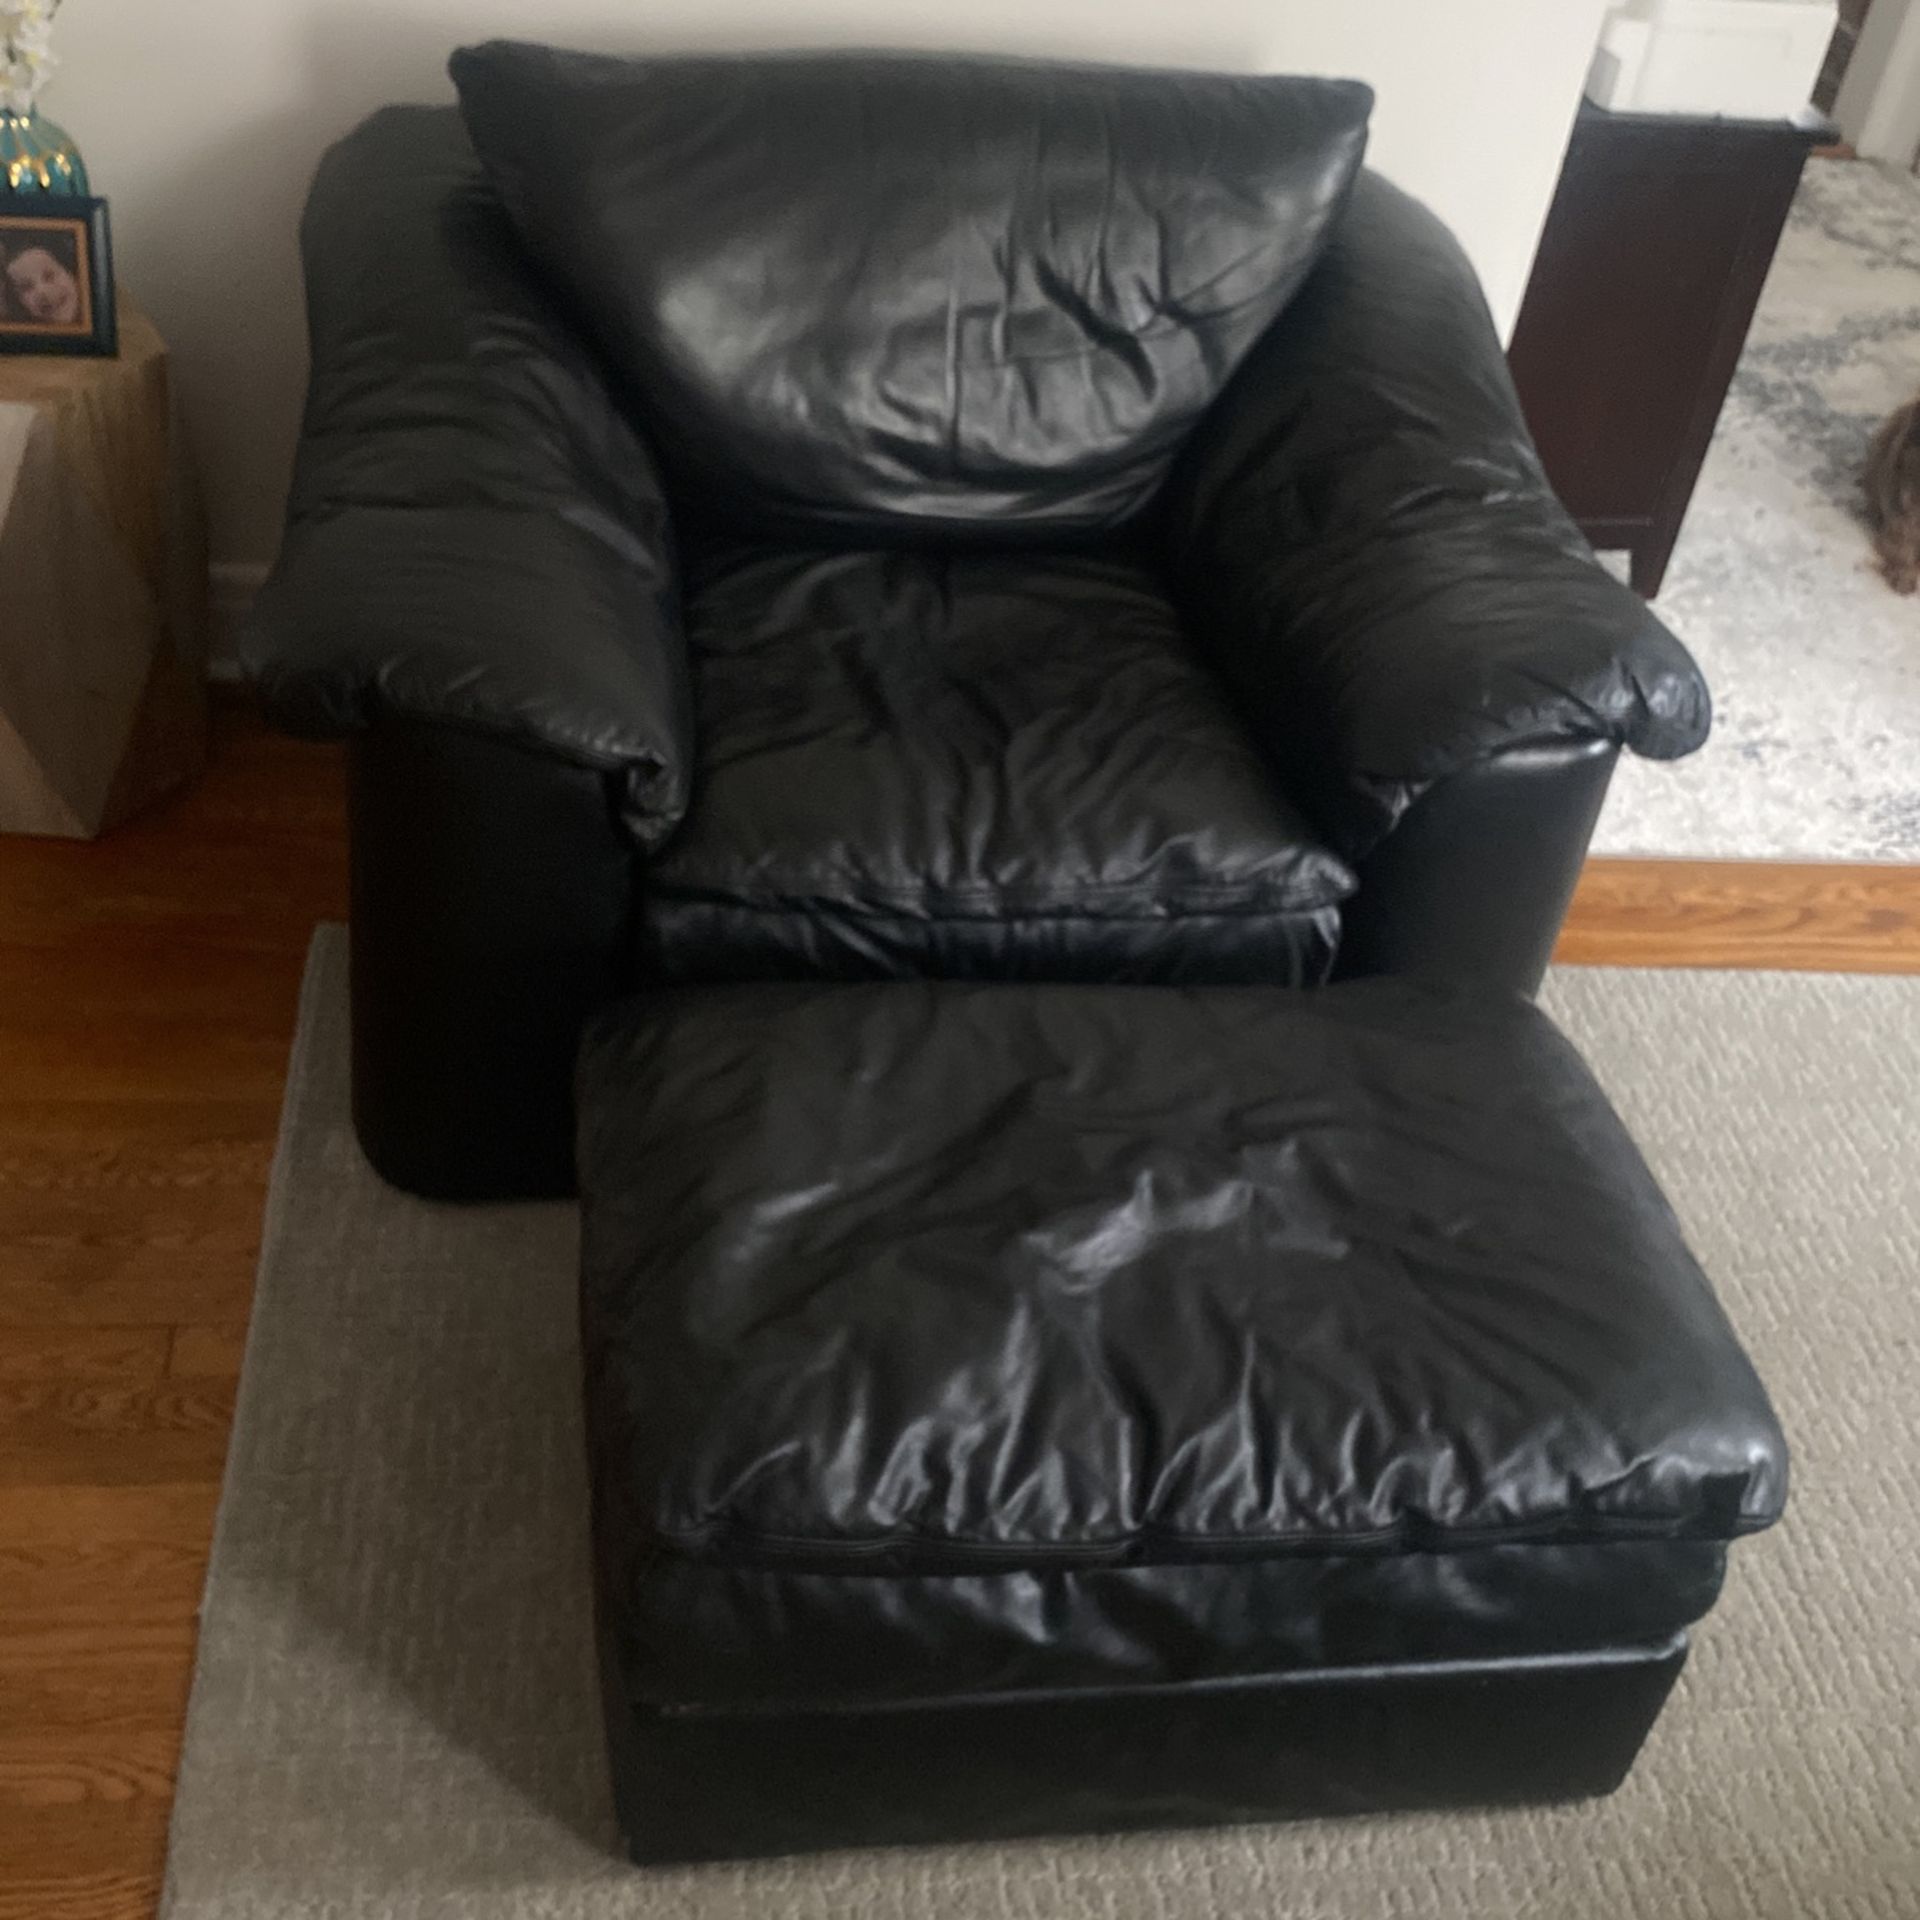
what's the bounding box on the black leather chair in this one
[244,45,1709,1201]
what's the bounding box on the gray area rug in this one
[162,927,1920,1918]
[1592,156,1920,862]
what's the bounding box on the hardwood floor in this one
[1561,856,1920,972]
[1,697,1917,1918]
[0,702,342,1920]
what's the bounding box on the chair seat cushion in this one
[576,978,1787,1712]
[639,544,1352,984]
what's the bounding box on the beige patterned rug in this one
[1595,156,1920,862]
[160,928,1920,1918]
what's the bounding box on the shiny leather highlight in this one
[451,43,1373,542]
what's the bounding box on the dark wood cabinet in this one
[1507,103,1831,598]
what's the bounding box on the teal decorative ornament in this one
[1,108,88,195]
[1,1,86,196]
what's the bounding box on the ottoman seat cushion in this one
[577,979,1787,1713]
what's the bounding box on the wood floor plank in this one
[0,1131,271,1207]
[0,1029,291,1104]
[0,1482,221,1545]
[1,1186,271,1247]
[0,1633,200,1733]
[0,1186,265,1329]
[5,1534,212,1632]
[0,1101,286,1146]
[0,1797,169,1920]
[0,1729,179,1810]
[1562,857,1920,972]
[0,1485,220,1660]
[165,1324,249,1384]
[0,1383,235,1487]
[0,1870,161,1920]
[0,1797,170,1894]
[0,1261,259,1333]
[0,948,311,1028]
[0,1329,171,1387]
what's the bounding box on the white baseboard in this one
[208,561,268,683]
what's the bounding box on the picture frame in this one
[0,195,116,357]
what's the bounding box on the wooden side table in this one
[1507,103,1832,599]
[0,296,208,838]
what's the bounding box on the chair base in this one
[599,1625,1689,1866]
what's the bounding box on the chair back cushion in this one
[450,43,1371,541]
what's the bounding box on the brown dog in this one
[1864,397,1920,594]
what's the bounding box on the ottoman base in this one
[601,1624,1688,1866]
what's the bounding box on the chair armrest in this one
[1160,171,1708,861]
[1334,740,1618,995]
[242,106,692,848]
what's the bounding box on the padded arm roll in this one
[1161,172,1709,861]
[242,105,693,848]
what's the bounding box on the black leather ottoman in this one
[576,980,1787,1865]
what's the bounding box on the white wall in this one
[1836,0,1920,162]
[45,0,1605,572]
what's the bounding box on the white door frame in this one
[1836,0,1920,162]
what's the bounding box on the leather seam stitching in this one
[642,883,1349,919]
[641,1511,1774,1574]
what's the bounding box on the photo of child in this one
[0,194,114,355]
[0,218,87,331]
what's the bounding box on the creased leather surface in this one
[1160,171,1712,860]
[451,42,1372,542]
[578,978,1786,1707]
[239,106,693,846]
[246,75,1708,893]
[641,542,1350,983]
